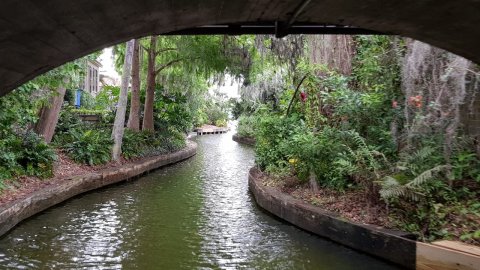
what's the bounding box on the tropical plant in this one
[60,128,112,166]
[237,115,257,138]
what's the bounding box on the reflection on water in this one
[0,132,403,269]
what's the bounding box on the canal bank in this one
[232,130,480,270]
[0,141,197,237]
[232,133,256,146]
[248,167,480,270]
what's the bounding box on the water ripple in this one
[0,132,402,269]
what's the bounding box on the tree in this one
[112,39,135,161]
[34,86,66,143]
[142,36,158,131]
[33,57,91,143]
[127,39,141,131]
[142,36,183,131]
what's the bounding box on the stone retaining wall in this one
[232,134,256,146]
[249,167,416,269]
[0,141,197,237]
[249,167,480,270]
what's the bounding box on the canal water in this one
[0,132,402,269]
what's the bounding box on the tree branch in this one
[286,73,309,116]
[154,48,177,57]
[155,58,184,75]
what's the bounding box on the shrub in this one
[0,131,57,184]
[215,119,227,127]
[55,106,84,135]
[255,114,296,170]
[141,128,186,157]
[121,130,152,159]
[379,145,480,241]
[17,131,57,178]
[59,128,112,166]
[237,115,256,138]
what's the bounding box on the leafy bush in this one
[0,83,57,185]
[141,128,187,157]
[94,86,120,110]
[0,131,57,183]
[121,130,152,159]
[254,114,300,171]
[204,101,228,126]
[17,131,57,178]
[155,128,187,153]
[379,145,480,241]
[154,93,194,133]
[237,115,257,138]
[215,119,227,127]
[80,91,96,109]
[55,106,84,135]
[58,128,112,166]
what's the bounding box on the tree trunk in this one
[308,35,355,76]
[142,36,157,131]
[127,39,141,131]
[112,39,135,161]
[309,169,319,193]
[34,86,66,143]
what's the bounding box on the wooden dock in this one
[195,125,229,135]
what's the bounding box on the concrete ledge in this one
[417,241,480,270]
[0,141,197,237]
[249,167,480,270]
[249,167,416,269]
[232,134,256,146]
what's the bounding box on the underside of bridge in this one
[0,0,479,96]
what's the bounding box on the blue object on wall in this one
[75,89,82,108]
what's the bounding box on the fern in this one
[379,176,420,201]
[380,165,448,201]
[399,146,436,175]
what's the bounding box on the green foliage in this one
[141,128,187,157]
[121,130,152,159]
[0,131,57,184]
[229,98,256,119]
[254,111,387,189]
[380,144,480,241]
[55,106,84,135]
[237,115,257,138]
[203,100,228,127]
[94,86,120,110]
[58,128,112,166]
[17,131,57,178]
[380,165,448,201]
[451,151,480,182]
[0,83,57,185]
[72,108,108,116]
[154,91,193,133]
[352,35,402,94]
[215,119,227,127]
[254,114,300,171]
[80,91,96,109]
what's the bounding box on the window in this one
[84,61,100,94]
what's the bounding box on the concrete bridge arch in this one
[0,0,479,96]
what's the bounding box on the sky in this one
[98,47,120,80]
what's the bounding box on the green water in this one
[0,133,403,269]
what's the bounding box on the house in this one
[83,59,102,96]
[74,59,102,108]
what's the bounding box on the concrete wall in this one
[1,0,480,96]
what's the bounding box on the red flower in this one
[408,95,422,108]
[300,92,307,102]
[392,100,398,109]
